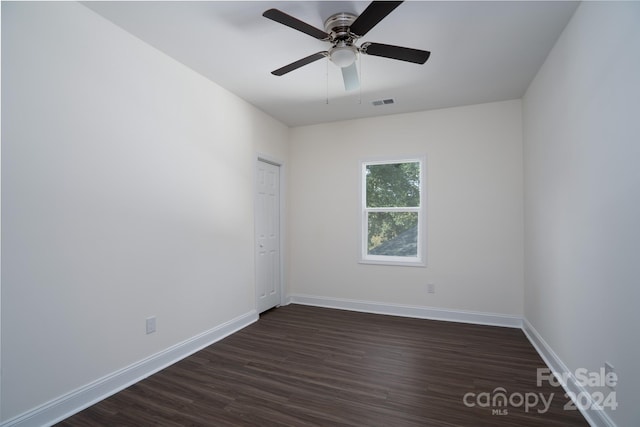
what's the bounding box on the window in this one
[361,158,425,266]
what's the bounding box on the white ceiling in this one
[83,1,579,127]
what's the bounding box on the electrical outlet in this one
[146,316,156,334]
[427,283,435,294]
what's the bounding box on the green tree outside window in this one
[364,161,421,258]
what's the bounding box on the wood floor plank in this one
[58,305,589,426]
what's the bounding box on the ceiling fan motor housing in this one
[324,12,357,41]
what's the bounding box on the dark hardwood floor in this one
[59,305,588,426]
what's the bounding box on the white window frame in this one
[360,156,426,267]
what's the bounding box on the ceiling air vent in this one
[372,98,395,106]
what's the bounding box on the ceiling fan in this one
[263,1,430,91]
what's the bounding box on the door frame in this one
[255,154,286,310]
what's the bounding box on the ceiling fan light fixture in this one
[329,45,357,68]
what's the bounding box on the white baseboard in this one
[1,310,258,427]
[286,294,522,328]
[522,319,616,427]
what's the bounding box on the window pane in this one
[368,212,418,257]
[366,162,420,208]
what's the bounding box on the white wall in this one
[288,100,524,316]
[1,2,288,421]
[523,2,640,426]
[7,0,638,425]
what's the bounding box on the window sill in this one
[359,259,426,268]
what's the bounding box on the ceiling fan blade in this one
[349,1,403,37]
[361,42,430,64]
[263,9,330,40]
[271,52,327,76]
[341,63,360,92]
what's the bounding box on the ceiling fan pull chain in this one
[326,55,330,105]
[358,55,362,105]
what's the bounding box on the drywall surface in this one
[523,2,640,425]
[288,100,524,316]
[1,2,287,421]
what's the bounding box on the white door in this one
[255,160,281,313]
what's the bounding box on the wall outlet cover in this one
[146,316,156,334]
